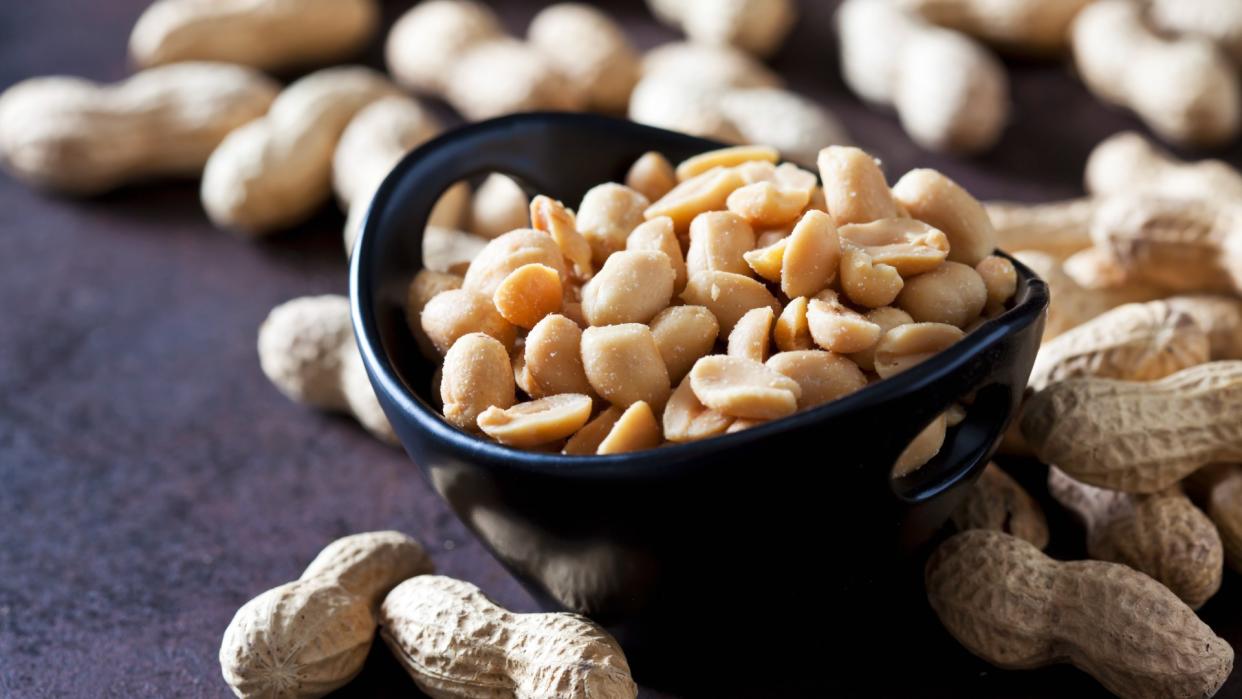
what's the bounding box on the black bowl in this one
[351,113,1048,690]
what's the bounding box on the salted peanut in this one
[781,210,841,298]
[726,418,765,433]
[774,297,812,351]
[840,246,903,308]
[951,463,1049,548]
[597,401,662,454]
[650,305,720,383]
[837,218,949,276]
[1048,467,1223,609]
[491,263,562,330]
[743,238,787,282]
[817,146,898,224]
[581,250,675,326]
[645,166,747,235]
[440,333,515,431]
[523,314,594,400]
[1030,301,1210,391]
[577,183,650,266]
[626,151,677,202]
[477,393,593,447]
[767,350,867,409]
[686,211,756,277]
[1021,362,1242,493]
[874,323,965,378]
[406,270,463,359]
[892,169,995,266]
[896,261,987,328]
[563,407,623,455]
[628,216,688,292]
[893,413,947,477]
[806,186,827,213]
[728,307,775,362]
[681,271,781,334]
[469,173,529,239]
[757,227,792,246]
[807,291,882,354]
[527,195,591,281]
[462,229,567,300]
[975,255,1017,315]
[421,288,516,355]
[849,306,913,372]
[675,144,779,181]
[664,378,735,442]
[726,181,811,228]
[581,324,671,408]
[512,350,537,397]
[689,355,801,420]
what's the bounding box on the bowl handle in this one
[869,278,1046,503]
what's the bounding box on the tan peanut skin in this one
[1048,468,1222,609]
[1022,362,1242,493]
[202,66,400,235]
[257,295,396,444]
[951,463,1048,549]
[130,0,378,72]
[0,63,278,194]
[926,529,1233,699]
[1028,300,1211,390]
[380,576,638,699]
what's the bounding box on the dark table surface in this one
[5,1,1242,697]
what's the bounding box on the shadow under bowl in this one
[351,113,1048,691]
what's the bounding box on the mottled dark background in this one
[4,1,1242,697]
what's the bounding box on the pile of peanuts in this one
[414,144,1012,465]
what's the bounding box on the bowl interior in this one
[351,113,1049,497]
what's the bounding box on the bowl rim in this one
[351,114,1049,479]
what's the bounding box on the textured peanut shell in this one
[1012,250,1165,339]
[0,63,278,194]
[220,578,375,699]
[257,295,396,444]
[131,0,378,71]
[1072,0,1240,147]
[1029,301,1210,390]
[1207,467,1242,576]
[1165,296,1242,360]
[385,0,503,94]
[201,66,400,235]
[379,576,637,699]
[1048,468,1222,609]
[527,3,639,113]
[951,463,1048,548]
[446,39,584,122]
[332,96,440,208]
[1090,195,1237,294]
[300,531,435,611]
[1088,130,1242,203]
[984,199,1094,260]
[926,529,1233,699]
[1022,362,1242,493]
[897,0,1090,54]
[679,0,797,58]
[717,88,849,167]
